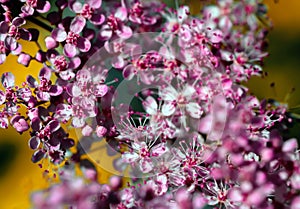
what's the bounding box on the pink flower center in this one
[38,127,51,139]
[176,94,187,107]
[66,32,80,46]
[236,54,248,65]
[245,5,255,15]
[184,176,195,187]
[164,59,179,71]
[73,105,84,117]
[165,21,180,33]
[140,147,150,158]
[136,58,148,70]
[183,156,197,168]
[159,162,169,173]
[39,77,52,91]
[130,3,143,17]
[107,15,121,31]
[134,53,161,71]
[5,88,17,102]
[222,7,231,16]
[218,191,227,202]
[54,56,68,71]
[81,4,94,19]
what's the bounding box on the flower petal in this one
[112,55,125,69]
[220,50,234,61]
[96,125,107,137]
[94,84,108,97]
[282,138,298,153]
[162,102,176,116]
[122,152,139,163]
[72,117,85,128]
[0,117,8,128]
[182,85,196,98]
[55,104,72,122]
[77,37,91,52]
[31,150,45,163]
[47,120,61,133]
[123,64,135,80]
[143,96,158,115]
[1,72,15,88]
[70,16,86,34]
[0,21,9,33]
[69,0,82,13]
[10,115,29,133]
[5,37,17,51]
[117,25,132,39]
[140,72,154,85]
[51,28,67,42]
[37,91,50,101]
[0,54,6,64]
[68,57,81,69]
[209,29,223,43]
[11,43,22,55]
[19,28,32,41]
[151,143,168,157]
[115,7,127,21]
[140,158,153,173]
[0,90,5,105]
[39,67,52,80]
[45,36,57,49]
[12,17,26,27]
[21,5,34,16]
[17,53,31,66]
[90,13,105,25]
[30,117,41,131]
[49,85,63,96]
[36,1,51,13]
[186,102,202,119]
[160,86,177,101]
[59,70,75,81]
[99,25,112,40]
[64,43,77,57]
[28,136,40,150]
[86,0,102,9]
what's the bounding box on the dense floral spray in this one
[0,0,299,208]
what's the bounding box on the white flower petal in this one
[160,86,178,101]
[140,158,153,173]
[122,152,139,163]
[143,96,158,115]
[186,102,202,119]
[162,102,176,116]
[182,85,196,98]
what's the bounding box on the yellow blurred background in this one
[0,0,299,208]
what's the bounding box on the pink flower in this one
[159,84,202,119]
[69,0,105,25]
[1,72,32,115]
[50,17,91,57]
[67,68,108,128]
[26,67,63,101]
[99,7,132,40]
[21,0,51,16]
[122,141,168,173]
[127,1,159,26]
[146,174,168,196]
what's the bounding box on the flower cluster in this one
[0,0,299,209]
